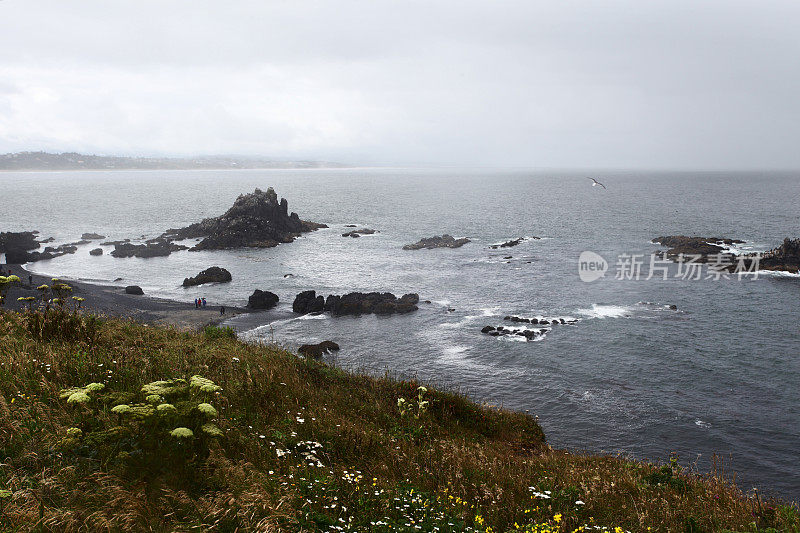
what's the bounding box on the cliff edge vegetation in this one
[0,306,796,532]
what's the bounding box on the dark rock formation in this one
[293,290,325,313]
[182,266,232,287]
[101,239,130,246]
[89,248,103,256]
[403,234,470,250]
[481,325,547,341]
[503,315,578,325]
[298,341,340,358]
[342,228,377,238]
[748,237,800,273]
[0,231,41,263]
[247,289,279,310]
[81,233,105,240]
[652,236,744,261]
[162,187,326,251]
[293,290,419,316]
[125,285,144,295]
[110,240,187,258]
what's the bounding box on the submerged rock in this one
[81,232,106,240]
[481,324,547,341]
[298,341,340,358]
[183,266,232,287]
[162,187,327,251]
[342,228,377,238]
[403,234,470,250]
[89,248,103,256]
[247,289,279,310]
[490,237,540,249]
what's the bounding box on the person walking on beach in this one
[28,274,32,286]
[194,298,199,309]
[220,305,225,316]
[202,298,207,308]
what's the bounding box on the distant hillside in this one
[0,151,349,170]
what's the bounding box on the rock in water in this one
[298,340,341,358]
[110,240,187,258]
[183,266,232,287]
[247,289,279,310]
[81,233,106,240]
[125,285,144,295]
[746,237,800,273]
[89,248,103,256]
[342,228,377,238]
[162,187,327,251]
[293,290,325,313]
[652,236,744,261]
[403,234,470,250]
[293,290,419,316]
[0,231,41,263]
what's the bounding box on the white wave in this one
[695,419,711,429]
[479,306,501,316]
[757,269,800,278]
[297,313,329,320]
[441,344,470,359]
[438,315,482,329]
[576,304,635,319]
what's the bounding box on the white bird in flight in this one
[587,177,606,189]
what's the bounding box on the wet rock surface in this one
[403,234,470,250]
[247,289,279,310]
[298,341,340,358]
[182,266,232,287]
[293,290,419,316]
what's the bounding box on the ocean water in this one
[2,168,799,499]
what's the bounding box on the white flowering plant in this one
[58,375,225,478]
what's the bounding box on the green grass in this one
[0,309,797,532]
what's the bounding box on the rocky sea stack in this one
[183,267,232,287]
[163,187,327,251]
[403,234,470,250]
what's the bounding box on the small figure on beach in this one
[202,297,207,308]
[220,305,225,315]
[194,298,199,308]
[28,274,32,285]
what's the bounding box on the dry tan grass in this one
[0,310,796,532]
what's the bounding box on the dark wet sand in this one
[1,264,250,330]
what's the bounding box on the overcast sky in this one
[0,1,799,168]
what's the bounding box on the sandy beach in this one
[1,264,250,330]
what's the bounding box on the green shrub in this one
[201,324,236,339]
[58,375,224,480]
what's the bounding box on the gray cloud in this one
[1,0,799,168]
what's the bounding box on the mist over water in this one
[3,168,799,499]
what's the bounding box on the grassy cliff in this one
[0,309,797,532]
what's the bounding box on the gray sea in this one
[2,168,799,499]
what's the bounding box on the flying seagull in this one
[587,177,606,189]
